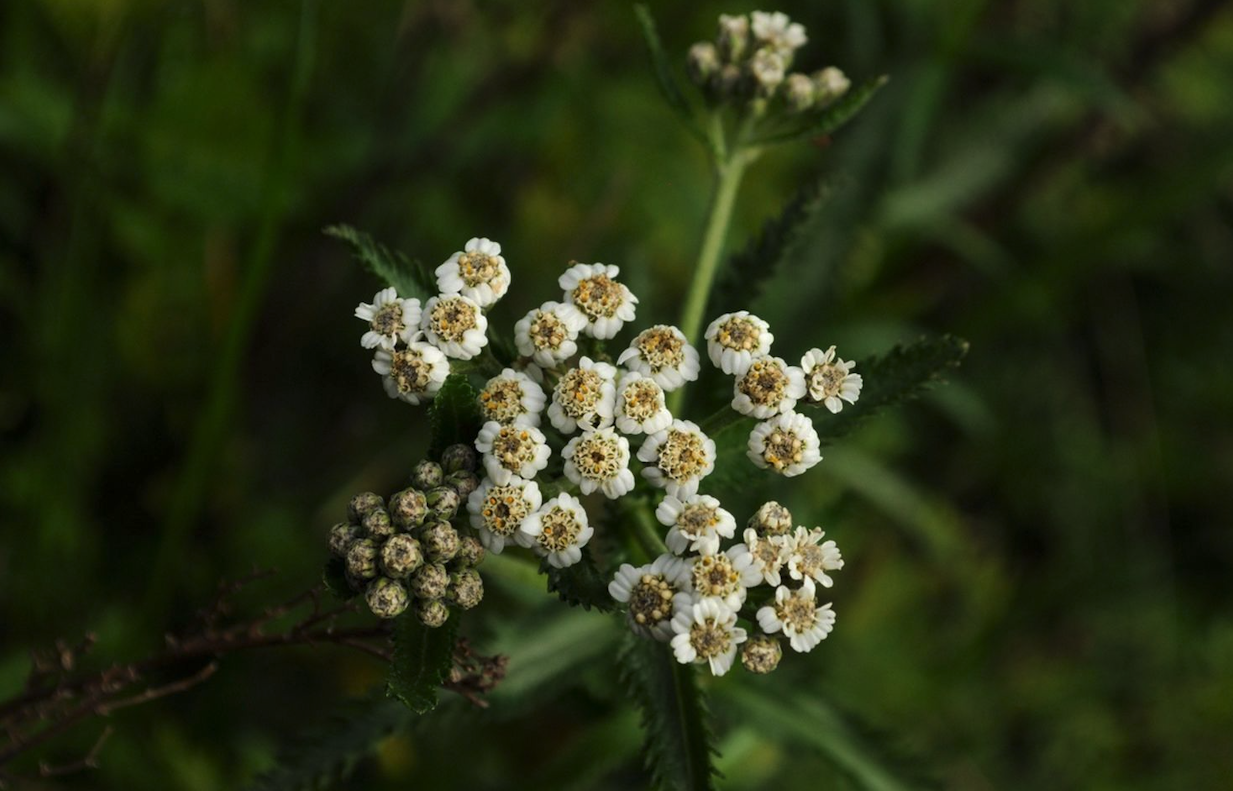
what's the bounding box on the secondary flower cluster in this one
[686,11,851,112]
[326,444,485,625]
[610,500,843,676]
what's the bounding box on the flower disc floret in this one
[609,554,692,641]
[801,345,863,413]
[558,263,638,339]
[670,598,747,677]
[435,237,510,307]
[638,420,716,498]
[656,494,736,556]
[372,342,449,405]
[479,368,546,427]
[548,357,617,433]
[732,356,806,418]
[747,411,821,477]
[354,287,421,350]
[421,294,488,360]
[518,493,593,568]
[617,325,700,391]
[562,428,635,499]
[757,578,835,653]
[475,421,551,484]
[467,475,542,553]
[614,373,673,435]
[688,544,761,609]
[704,311,773,375]
[514,301,587,367]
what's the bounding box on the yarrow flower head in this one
[670,598,747,677]
[614,373,673,435]
[467,475,542,554]
[731,355,806,418]
[479,368,546,427]
[688,544,762,609]
[743,527,788,586]
[355,287,421,350]
[747,411,821,477]
[617,325,700,392]
[514,301,588,368]
[435,237,510,308]
[705,311,773,375]
[638,419,716,498]
[558,263,638,339]
[756,578,835,653]
[801,346,863,413]
[657,494,736,556]
[372,341,449,405]
[747,500,793,537]
[750,11,807,56]
[475,421,551,484]
[562,427,635,499]
[784,526,844,587]
[608,554,692,641]
[421,294,489,360]
[518,493,593,568]
[548,356,617,434]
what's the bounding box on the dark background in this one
[2,0,1232,788]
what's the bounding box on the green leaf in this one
[322,557,357,601]
[619,633,718,791]
[386,615,458,714]
[633,5,701,135]
[324,224,431,300]
[540,555,616,612]
[428,373,482,459]
[721,683,935,791]
[754,76,889,146]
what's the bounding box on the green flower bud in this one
[421,521,460,563]
[426,486,460,521]
[388,487,429,530]
[748,501,793,537]
[411,460,444,490]
[347,492,384,523]
[410,562,449,600]
[414,598,450,628]
[361,508,395,541]
[366,577,409,620]
[740,634,783,674]
[446,470,480,499]
[447,569,484,610]
[782,72,815,112]
[454,535,485,567]
[687,42,720,86]
[328,522,361,558]
[717,13,750,62]
[380,533,424,579]
[345,538,379,583]
[440,443,478,474]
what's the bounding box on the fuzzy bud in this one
[749,48,786,96]
[748,501,793,537]
[380,533,424,579]
[410,562,449,600]
[361,508,395,541]
[812,67,851,103]
[741,635,783,674]
[426,486,460,521]
[421,521,460,563]
[455,535,485,567]
[446,470,480,499]
[713,64,745,99]
[412,460,444,490]
[388,488,429,530]
[717,13,750,62]
[345,538,380,584]
[687,42,720,86]
[440,443,478,474]
[366,577,410,619]
[328,522,361,558]
[414,598,450,628]
[782,72,815,112]
[347,492,384,523]
[447,569,484,610]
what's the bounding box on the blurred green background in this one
[3,0,1233,788]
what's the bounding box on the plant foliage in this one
[428,373,483,459]
[324,224,432,300]
[387,615,459,714]
[541,555,616,612]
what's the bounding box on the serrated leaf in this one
[634,5,703,139]
[386,615,458,714]
[322,557,357,601]
[428,373,482,459]
[619,633,718,791]
[324,224,430,300]
[540,555,616,612]
[754,76,889,146]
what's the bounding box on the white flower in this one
[518,493,593,568]
[747,500,793,537]
[784,526,844,588]
[801,346,863,414]
[757,578,835,653]
[616,325,700,392]
[656,494,736,556]
[435,237,511,307]
[704,311,773,375]
[608,554,692,641]
[670,598,747,676]
[717,13,750,61]
[743,527,788,586]
[475,421,551,484]
[614,373,673,435]
[638,420,716,498]
[751,11,807,54]
[514,301,587,368]
[371,342,449,405]
[558,263,638,339]
[747,411,821,477]
[562,427,636,499]
[547,357,617,433]
[731,356,806,418]
[421,294,488,360]
[466,476,542,554]
[355,287,421,350]
[749,48,786,95]
[812,67,851,102]
[479,368,546,427]
[687,544,762,609]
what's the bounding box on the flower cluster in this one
[327,444,486,625]
[685,11,850,112]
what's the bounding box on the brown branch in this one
[38,726,112,778]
